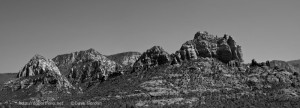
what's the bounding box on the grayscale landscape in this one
[0,0,299,108]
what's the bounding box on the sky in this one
[0,0,299,73]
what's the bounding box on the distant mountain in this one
[288,59,300,71]
[0,73,17,88]
[107,52,141,72]
[269,60,300,72]
[52,48,122,89]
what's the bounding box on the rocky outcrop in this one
[17,54,61,78]
[173,31,243,64]
[217,40,232,63]
[179,41,198,60]
[107,52,141,72]
[52,48,122,85]
[2,54,77,101]
[133,46,171,71]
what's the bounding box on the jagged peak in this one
[146,46,168,54]
[193,31,218,42]
[133,46,171,72]
[85,48,97,53]
[78,48,101,55]
[17,54,61,78]
[31,54,47,61]
[173,31,243,64]
[53,48,105,63]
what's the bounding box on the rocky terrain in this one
[133,46,171,72]
[0,31,299,108]
[107,52,141,72]
[52,48,122,89]
[0,54,77,103]
[175,31,243,63]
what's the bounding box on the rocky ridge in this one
[52,48,122,87]
[2,31,300,108]
[17,54,61,78]
[133,31,244,72]
[133,46,171,71]
[107,52,141,72]
[173,31,243,64]
[1,54,77,101]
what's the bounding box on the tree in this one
[250,59,258,67]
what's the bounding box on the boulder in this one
[269,60,298,72]
[217,41,232,63]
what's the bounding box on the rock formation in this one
[17,54,61,78]
[2,54,77,101]
[133,46,171,71]
[173,31,243,64]
[107,52,141,72]
[180,40,198,60]
[52,48,122,85]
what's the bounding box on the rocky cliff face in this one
[132,31,243,72]
[52,48,122,85]
[107,52,141,72]
[17,54,61,78]
[2,54,77,101]
[133,46,171,71]
[173,31,243,64]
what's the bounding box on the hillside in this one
[62,58,300,107]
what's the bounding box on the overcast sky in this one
[0,0,299,73]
